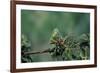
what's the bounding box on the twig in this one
[23,49,50,55]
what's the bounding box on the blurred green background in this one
[21,10,90,62]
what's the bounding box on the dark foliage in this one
[21,32,90,62]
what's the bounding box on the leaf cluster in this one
[21,34,33,63]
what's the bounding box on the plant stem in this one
[23,49,50,55]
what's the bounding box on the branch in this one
[23,49,50,55]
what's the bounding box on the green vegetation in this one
[21,10,90,62]
[21,30,90,62]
